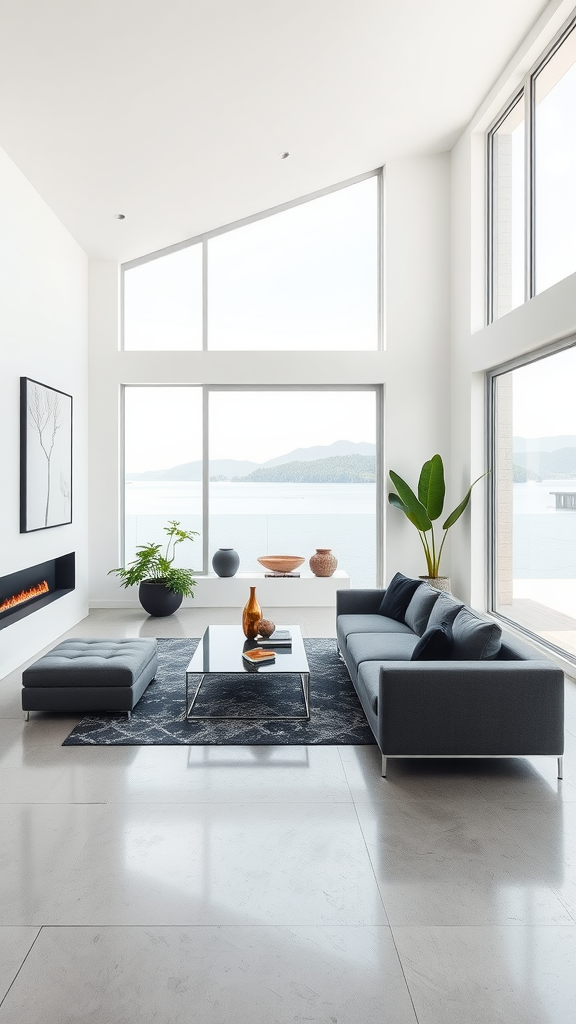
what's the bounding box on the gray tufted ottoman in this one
[22,638,158,720]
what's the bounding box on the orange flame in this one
[0,580,49,614]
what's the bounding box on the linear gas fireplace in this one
[0,553,75,629]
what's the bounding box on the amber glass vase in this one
[242,587,262,639]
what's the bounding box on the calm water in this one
[512,480,576,578]
[125,478,576,585]
[125,481,377,588]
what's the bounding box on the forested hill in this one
[513,447,576,481]
[235,454,376,483]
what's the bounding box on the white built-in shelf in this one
[191,570,350,607]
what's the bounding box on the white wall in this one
[0,145,89,678]
[88,154,453,605]
[384,156,452,581]
[450,0,576,607]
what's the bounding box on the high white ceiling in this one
[0,0,548,261]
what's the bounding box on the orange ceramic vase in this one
[309,548,338,577]
[242,587,262,639]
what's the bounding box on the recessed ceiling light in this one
[114,213,126,220]
[278,152,290,160]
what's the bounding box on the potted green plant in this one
[109,520,199,616]
[388,454,486,591]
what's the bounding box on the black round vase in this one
[138,580,183,617]
[212,548,240,577]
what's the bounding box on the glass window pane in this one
[491,96,525,320]
[535,26,576,293]
[207,178,379,350]
[124,245,202,350]
[493,346,576,658]
[124,387,203,570]
[208,390,378,586]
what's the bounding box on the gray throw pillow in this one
[427,593,463,630]
[451,607,502,660]
[404,585,441,636]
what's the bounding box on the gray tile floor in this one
[1,607,576,1022]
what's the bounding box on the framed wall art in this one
[20,377,73,532]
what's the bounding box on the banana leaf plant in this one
[388,455,487,578]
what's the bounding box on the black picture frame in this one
[20,377,73,533]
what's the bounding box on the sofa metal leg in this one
[127,711,132,721]
[558,756,564,779]
[23,711,29,722]
[381,755,387,778]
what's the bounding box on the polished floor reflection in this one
[1,608,576,1022]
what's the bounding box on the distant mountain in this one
[513,464,542,483]
[264,440,376,467]
[126,440,376,481]
[513,436,576,453]
[127,459,259,481]
[513,448,576,479]
[235,454,376,483]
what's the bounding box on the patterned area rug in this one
[62,638,376,746]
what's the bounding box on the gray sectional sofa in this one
[336,575,565,778]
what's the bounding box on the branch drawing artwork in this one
[28,383,62,526]
[20,378,72,532]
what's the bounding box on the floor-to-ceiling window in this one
[124,385,381,588]
[490,343,576,658]
[124,387,203,569]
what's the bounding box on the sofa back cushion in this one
[404,584,441,636]
[451,607,502,660]
[410,623,453,660]
[427,592,463,630]
[378,573,422,622]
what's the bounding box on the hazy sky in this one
[125,387,377,472]
[513,345,576,437]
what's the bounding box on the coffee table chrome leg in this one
[300,672,310,720]
[186,673,205,720]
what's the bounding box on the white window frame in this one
[487,11,576,324]
[122,383,384,586]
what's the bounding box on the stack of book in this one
[255,629,292,647]
[242,648,276,665]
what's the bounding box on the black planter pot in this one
[138,580,183,617]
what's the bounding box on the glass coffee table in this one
[185,624,310,722]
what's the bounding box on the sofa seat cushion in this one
[346,632,420,673]
[338,614,414,639]
[356,661,382,715]
[22,639,158,688]
[451,608,502,660]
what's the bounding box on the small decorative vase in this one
[242,587,262,639]
[212,548,240,577]
[420,576,451,594]
[309,548,338,577]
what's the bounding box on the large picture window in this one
[124,386,381,588]
[123,172,381,351]
[487,14,576,322]
[490,344,576,659]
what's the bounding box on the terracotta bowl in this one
[257,555,305,573]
